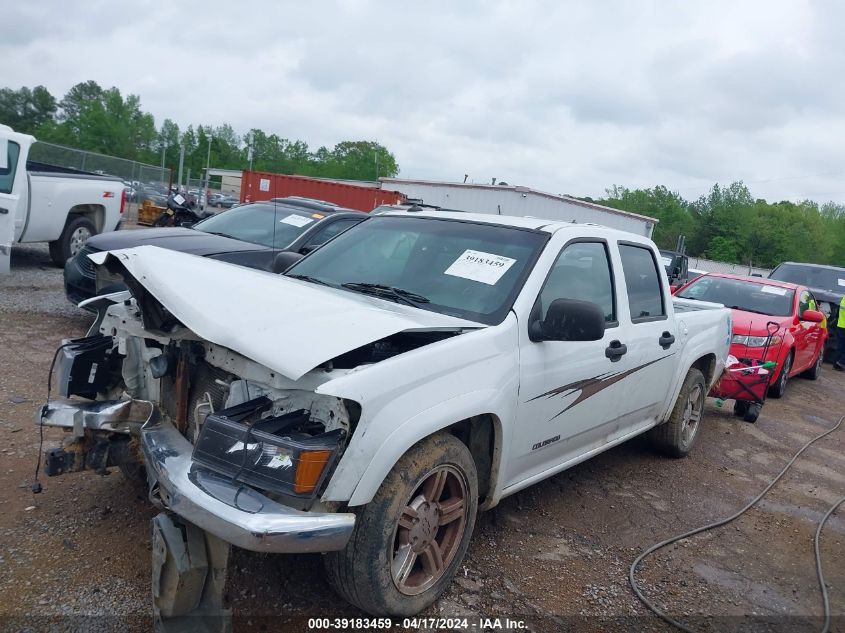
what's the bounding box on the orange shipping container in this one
[241,171,405,212]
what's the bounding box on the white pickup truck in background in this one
[0,124,125,273]
[38,212,731,623]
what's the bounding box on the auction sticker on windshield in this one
[280,214,313,227]
[760,285,788,296]
[444,249,516,285]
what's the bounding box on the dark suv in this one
[769,261,845,354]
[65,201,366,306]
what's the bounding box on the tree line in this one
[592,182,845,268]
[3,82,842,268]
[0,81,399,182]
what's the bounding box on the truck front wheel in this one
[49,216,96,266]
[649,367,706,458]
[324,433,478,616]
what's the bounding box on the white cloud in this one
[3,0,844,203]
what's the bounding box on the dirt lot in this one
[0,241,843,632]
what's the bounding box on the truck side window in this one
[0,141,21,194]
[619,244,666,322]
[537,241,616,324]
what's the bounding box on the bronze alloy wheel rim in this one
[681,382,704,446]
[391,465,468,596]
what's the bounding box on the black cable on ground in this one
[33,341,76,494]
[815,493,845,633]
[629,414,844,633]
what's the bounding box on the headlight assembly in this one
[192,397,343,499]
[731,334,782,347]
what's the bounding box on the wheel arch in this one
[339,405,505,510]
[67,203,105,233]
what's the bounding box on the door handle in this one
[605,340,627,362]
[659,331,676,350]
[0,208,8,214]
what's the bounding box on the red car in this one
[674,273,828,398]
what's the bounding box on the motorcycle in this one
[153,193,212,227]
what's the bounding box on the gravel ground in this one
[0,235,843,632]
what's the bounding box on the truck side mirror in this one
[272,251,304,274]
[529,299,606,342]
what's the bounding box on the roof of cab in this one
[380,209,639,235]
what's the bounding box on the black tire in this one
[768,351,793,398]
[324,433,478,616]
[649,368,706,458]
[49,216,96,265]
[743,403,762,423]
[733,400,750,418]
[802,349,823,380]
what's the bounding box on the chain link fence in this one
[28,142,171,186]
[688,256,771,277]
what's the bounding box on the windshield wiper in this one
[286,274,335,287]
[727,305,771,315]
[341,282,430,308]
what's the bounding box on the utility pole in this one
[177,144,185,191]
[204,130,212,208]
[375,146,379,180]
[246,132,254,172]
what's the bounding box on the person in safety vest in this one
[834,296,845,371]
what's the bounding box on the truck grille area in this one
[160,356,234,441]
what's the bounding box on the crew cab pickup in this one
[0,125,125,273]
[38,212,730,619]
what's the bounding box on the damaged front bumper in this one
[39,399,356,554]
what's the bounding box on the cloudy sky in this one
[5,0,845,203]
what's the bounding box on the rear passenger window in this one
[619,244,666,321]
[537,241,616,324]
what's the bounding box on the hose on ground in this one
[629,414,844,633]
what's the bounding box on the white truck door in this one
[0,135,26,275]
[613,242,679,424]
[509,239,631,485]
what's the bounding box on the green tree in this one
[0,86,57,133]
[600,185,693,250]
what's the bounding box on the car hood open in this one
[90,246,483,380]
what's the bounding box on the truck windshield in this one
[192,203,318,248]
[677,276,794,317]
[285,215,549,325]
[769,263,845,294]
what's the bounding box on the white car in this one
[39,212,731,619]
[0,125,125,272]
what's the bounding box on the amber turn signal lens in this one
[294,450,332,494]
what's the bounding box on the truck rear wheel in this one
[49,216,96,265]
[324,433,478,616]
[649,368,705,458]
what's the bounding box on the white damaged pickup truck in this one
[37,212,731,621]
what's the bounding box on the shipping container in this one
[241,171,405,212]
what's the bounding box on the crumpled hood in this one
[90,246,483,380]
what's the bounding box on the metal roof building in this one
[379,178,657,238]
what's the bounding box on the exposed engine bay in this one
[48,298,362,509]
